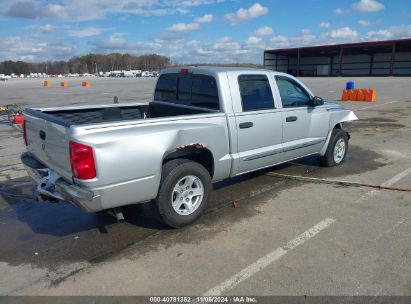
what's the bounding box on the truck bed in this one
[29,101,217,127]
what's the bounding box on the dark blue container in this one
[346,81,355,90]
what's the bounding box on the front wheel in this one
[153,159,211,228]
[318,128,349,167]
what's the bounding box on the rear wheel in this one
[318,128,349,167]
[153,159,211,228]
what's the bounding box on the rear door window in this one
[238,75,275,111]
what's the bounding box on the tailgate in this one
[25,111,73,181]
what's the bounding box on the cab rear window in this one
[154,73,220,110]
[154,74,178,101]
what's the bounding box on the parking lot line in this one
[375,217,409,241]
[203,218,336,296]
[380,167,411,187]
[267,171,411,193]
[357,100,402,110]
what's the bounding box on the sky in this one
[0,0,410,64]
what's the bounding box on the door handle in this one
[39,130,46,140]
[239,122,253,129]
[286,116,298,122]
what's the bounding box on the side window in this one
[275,77,311,108]
[154,74,177,101]
[191,75,219,109]
[238,75,274,112]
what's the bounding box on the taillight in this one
[69,141,96,180]
[13,114,24,125]
[180,68,189,74]
[22,119,28,146]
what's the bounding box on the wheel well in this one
[162,145,214,178]
[333,123,350,139]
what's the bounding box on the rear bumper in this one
[21,152,104,212]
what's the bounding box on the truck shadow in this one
[0,178,169,236]
[0,172,271,239]
[0,177,170,267]
[0,171,281,267]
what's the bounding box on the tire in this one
[153,159,211,228]
[318,128,349,167]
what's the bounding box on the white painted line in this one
[375,217,409,241]
[203,217,336,296]
[380,167,411,187]
[357,100,402,110]
[356,167,411,202]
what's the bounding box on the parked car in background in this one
[0,74,10,81]
[141,71,155,77]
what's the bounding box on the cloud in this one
[195,14,213,23]
[4,1,69,19]
[366,29,391,40]
[333,8,344,15]
[267,27,360,50]
[352,0,384,13]
[212,36,241,50]
[319,22,331,29]
[177,37,253,63]
[326,27,358,39]
[168,23,200,32]
[91,33,127,49]
[43,4,69,19]
[225,3,268,25]
[269,35,291,48]
[25,23,72,36]
[268,30,316,49]
[1,0,224,21]
[5,1,38,18]
[90,34,164,55]
[68,26,109,38]
[246,36,262,45]
[255,26,273,36]
[0,36,77,61]
[367,25,411,40]
[37,24,54,33]
[358,19,370,26]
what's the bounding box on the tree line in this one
[0,53,171,75]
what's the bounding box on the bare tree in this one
[0,53,171,75]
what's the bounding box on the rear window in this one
[177,76,192,103]
[154,74,177,101]
[154,73,220,110]
[191,75,219,109]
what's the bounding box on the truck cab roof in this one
[160,66,288,78]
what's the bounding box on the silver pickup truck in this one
[21,66,358,227]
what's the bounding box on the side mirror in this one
[310,96,324,107]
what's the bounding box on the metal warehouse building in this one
[264,38,411,76]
